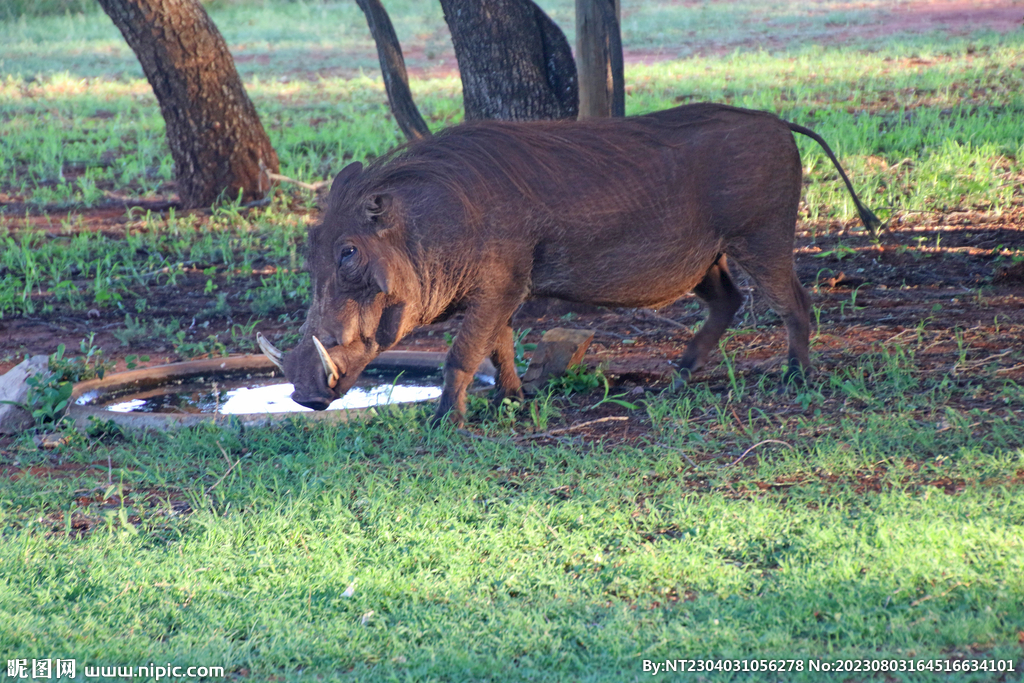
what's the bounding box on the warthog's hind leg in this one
[672,255,743,390]
[733,255,812,386]
[776,271,812,385]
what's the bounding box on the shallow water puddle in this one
[78,368,451,415]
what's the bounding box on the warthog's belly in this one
[529,234,722,309]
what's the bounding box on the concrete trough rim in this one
[67,350,471,432]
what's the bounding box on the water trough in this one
[68,351,492,432]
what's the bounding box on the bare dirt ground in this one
[626,1,1024,64]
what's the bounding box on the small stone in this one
[521,327,595,395]
[35,433,69,449]
[0,355,49,434]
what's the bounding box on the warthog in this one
[260,103,880,424]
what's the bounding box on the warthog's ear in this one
[376,303,405,348]
[327,162,363,204]
[365,194,392,224]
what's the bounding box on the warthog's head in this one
[260,162,417,410]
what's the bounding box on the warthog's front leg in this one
[432,298,524,427]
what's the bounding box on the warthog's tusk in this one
[312,335,340,388]
[256,332,285,372]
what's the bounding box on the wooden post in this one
[575,0,624,119]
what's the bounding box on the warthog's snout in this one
[259,332,338,410]
[278,336,344,411]
[291,392,334,412]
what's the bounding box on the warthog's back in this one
[365,103,803,309]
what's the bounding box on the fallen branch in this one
[137,260,196,280]
[632,308,691,329]
[952,349,1014,374]
[796,243,1020,258]
[910,581,968,607]
[529,504,561,539]
[207,441,241,494]
[456,428,505,443]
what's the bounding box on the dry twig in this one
[516,415,629,441]
[724,439,796,468]
[267,172,330,193]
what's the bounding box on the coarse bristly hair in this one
[333,113,707,231]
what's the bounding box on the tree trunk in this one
[439,0,578,121]
[97,0,279,209]
[576,0,624,118]
[356,0,431,142]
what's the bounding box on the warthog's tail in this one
[787,122,884,238]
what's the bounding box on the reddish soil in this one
[627,1,1024,64]
[229,1,1024,82]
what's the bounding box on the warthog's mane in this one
[363,118,667,210]
[344,107,750,225]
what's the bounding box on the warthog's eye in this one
[338,246,357,265]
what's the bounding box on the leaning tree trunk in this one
[356,0,431,141]
[439,0,578,121]
[97,0,279,209]
[576,0,624,118]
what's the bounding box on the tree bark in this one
[97,0,279,209]
[576,0,624,118]
[439,0,578,121]
[356,0,431,141]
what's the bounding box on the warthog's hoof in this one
[490,389,525,410]
[669,368,694,392]
[429,408,464,430]
[778,363,811,393]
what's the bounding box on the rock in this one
[0,355,50,434]
[521,328,595,395]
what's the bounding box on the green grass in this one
[0,201,311,321]
[2,346,1023,680]
[2,31,1022,323]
